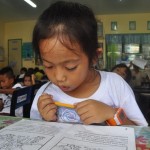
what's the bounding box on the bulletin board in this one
[22,42,34,60]
[8,39,22,75]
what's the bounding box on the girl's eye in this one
[44,66,53,69]
[66,66,77,71]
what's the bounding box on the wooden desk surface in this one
[0,115,150,149]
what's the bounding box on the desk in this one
[133,87,150,125]
[133,86,150,93]
[0,115,150,150]
[0,115,22,129]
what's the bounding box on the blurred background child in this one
[0,66,21,115]
[24,72,35,86]
[15,72,35,88]
[130,62,148,88]
[111,63,132,84]
[16,67,27,83]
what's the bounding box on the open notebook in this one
[0,119,136,150]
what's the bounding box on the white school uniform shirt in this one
[0,83,23,114]
[30,71,148,126]
[0,93,12,113]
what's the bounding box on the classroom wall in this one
[0,22,5,68]
[1,13,150,69]
[3,20,36,70]
[0,22,4,45]
[97,13,150,34]
[96,13,150,67]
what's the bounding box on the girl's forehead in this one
[39,37,81,53]
[40,38,88,65]
[39,40,84,63]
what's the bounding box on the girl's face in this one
[39,38,93,94]
[113,67,127,79]
[24,76,32,86]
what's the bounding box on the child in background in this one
[24,72,35,86]
[30,1,148,126]
[34,67,44,81]
[15,72,35,88]
[0,66,22,115]
[111,63,132,84]
[16,67,27,83]
[130,63,148,88]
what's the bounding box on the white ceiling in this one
[1,0,150,22]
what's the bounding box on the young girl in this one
[23,72,35,87]
[15,72,35,88]
[30,1,148,126]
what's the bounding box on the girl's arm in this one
[31,74,36,85]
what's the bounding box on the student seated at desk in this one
[15,67,27,83]
[30,1,148,126]
[111,63,132,84]
[130,62,148,88]
[15,72,35,88]
[34,67,44,81]
[0,66,22,115]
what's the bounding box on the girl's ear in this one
[10,78,14,85]
[92,47,103,68]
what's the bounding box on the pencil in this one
[54,101,75,109]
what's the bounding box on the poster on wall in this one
[97,20,103,38]
[8,39,22,75]
[22,42,34,60]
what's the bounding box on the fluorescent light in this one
[24,0,37,8]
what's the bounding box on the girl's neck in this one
[65,69,100,98]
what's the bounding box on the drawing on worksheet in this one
[51,139,127,150]
[0,119,71,150]
[50,129,129,150]
[0,133,46,149]
[0,119,136,150]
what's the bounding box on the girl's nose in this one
[54,68,66,82]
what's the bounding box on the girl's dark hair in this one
[111,63,132,83]
[23,72,32,81]
[32,1,98,66]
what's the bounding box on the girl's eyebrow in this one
[42,58,52,64]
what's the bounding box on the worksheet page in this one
[0,119,136,150]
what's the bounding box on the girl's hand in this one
[75,100,116,125]
[37,94,57,121]
[31,74,35,85]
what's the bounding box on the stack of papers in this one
[132,58,148,69]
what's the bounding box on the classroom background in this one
[0,1,150,75]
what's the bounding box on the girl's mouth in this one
[59,86,70,91]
